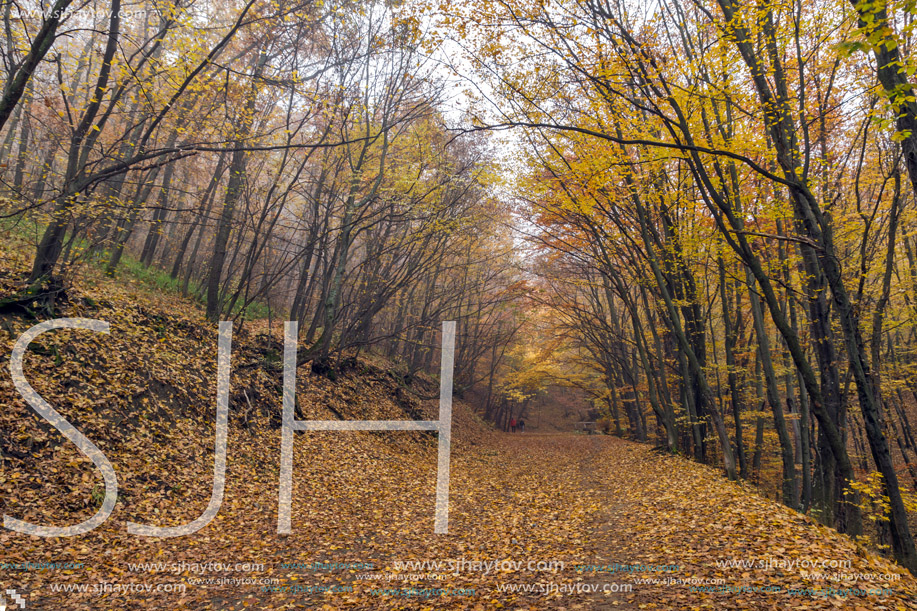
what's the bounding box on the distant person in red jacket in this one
[509,418,517,433]
[518,419,525,433]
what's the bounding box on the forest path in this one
[7,433,917,610]
[564,434,917,610]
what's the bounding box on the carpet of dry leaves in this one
[1,250,917,610]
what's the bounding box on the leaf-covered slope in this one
[0,251,487,528]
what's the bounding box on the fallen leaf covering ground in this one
[1,250,917,610]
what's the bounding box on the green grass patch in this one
[108,251,273,320]
[1,216,273,321]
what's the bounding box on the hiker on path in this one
[518,419,525,433]
[509,417,517,433]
